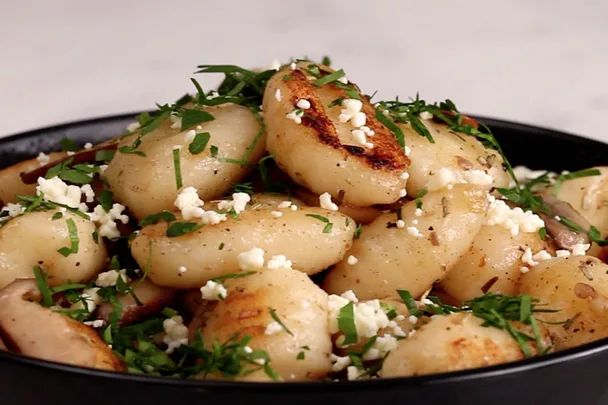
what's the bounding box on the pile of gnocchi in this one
[1,58,608,382]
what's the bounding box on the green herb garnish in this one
[268,308,294,336]
[172,148,183,189]
[552,169,601,196]
[397,289,421,317]
[139,211,177,227]
[57,218,79,257]
[188,132,211,155]
[305,214,333,233]
[338,301,358,345]
[165,222,203,237]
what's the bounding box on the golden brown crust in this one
[284,69,410,173]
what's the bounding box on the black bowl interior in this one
[0,114,607,405]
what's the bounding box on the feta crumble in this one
[399,189,407,198]
[267,254,293,270]
[1,203,25,219]
[71,287,102,313]
[347,255,358,265]
[95,269,130,288]
[126,122,141,133]
[319,192,339,211]
[277,201,292,209]
[286,109,304,124]
[264,321,283,335]
[217,192,251,214]
[339,99,366,128]
[406,226,422,238]
[80,184,95,203]
[274,88,282,102]
[426,168,492,191]
[174,187,227,224]
[331,354,352,372]
[271,211,283,218]
[419,111,433,120]
[296,99,311,110]
[200,280,228,301]
[84,143,93,150]
[89,203,129,239]
[571,243,591,256]
[184,129,197,144]
[237,247,265,270]
[485,195,545,236]
[396,220,406,229]
[163,315,189,354]
[37,152,50,166]
[36,176,84,209]
[414,208,424,217]
[178,266,188,273]
[83,319,106,328]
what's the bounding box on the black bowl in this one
[1,114,607,405]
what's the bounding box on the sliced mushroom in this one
[538,192,590,249]
[0,279,124,371]
[97,279,176,326]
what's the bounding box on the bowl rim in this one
[1,113,607,390]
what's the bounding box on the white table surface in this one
[1,0,607,142]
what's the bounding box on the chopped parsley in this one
[180,110,215,131]
[172,148,183,190]
[165,222,203,238]
[56,218,79,257]
[139,211,177,227]
[305,214,333,233]
[337,301,358,345]
[188,132,211,155]
[268,308,294,336]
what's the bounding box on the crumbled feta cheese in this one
[217,192,251,214]
[408,315,418,324]
[89,203,129,239]
[556,250,571,258]
[328,293,394,343]
[80,184,95,203]
[351,129,367,146]
[254,358,266,365]
[362,334,398,361]
[319,192,339,211]
[178,266,187,273]
[347,366,368,381]
[290,62,296,70]
[426,168,492,191]
[419,111,433,120]
[67,151,76,156]
[341,290,359,302]
[396,220,406,229]
[237,247,265,271]
[406,226,422,238]
[84,143,93,150]
[36,152,50,166]
[290,205,298,211]
[265,321,283,335]
[339,99,363,124]
[244,346,253,354]
[277,201,292,209]
[174,187,227,224]
[267,254,292,270]
[520,266,530,274]
[400,172,410,180]
[126,122,141,133]
[71,287,102,313]
[0,203,25,219]
[533,250,553,262]
[36,176,84,209]
[512,166,557,187]
[330,354,352,372]
[351,112,367,128]
[99,165,108,174]
[296,99,311,110]
[404,145,412,156]
[414,208,423,217]
[83,319,106,328]
[184,129,197,144]
[399,189,407,198]
[286,109,304,124]
[274,89,282,102]
[200,280,228,301]
[163,315,189,354]
[485,195,545,236]
[347,255,358,265]
[271,211,283,218]
[521,248,538,267]
[571,243,591,256]
[337,76,349,84]
[365,142,374,149]
[95,270,130,288]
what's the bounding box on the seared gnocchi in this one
[1,57,607,383]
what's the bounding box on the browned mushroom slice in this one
[0,279,124,371]
[20,141,118,184]
[97,279,176,326]
[538,192,590,249]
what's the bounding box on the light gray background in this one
[1,0,607,141]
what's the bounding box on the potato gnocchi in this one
[1,58,607,382]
